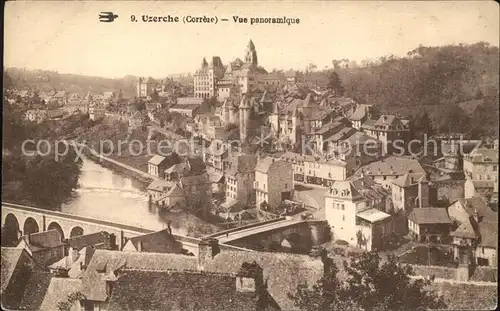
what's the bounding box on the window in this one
[285,183,288,189]
[341,204,345,210]
[494,166,498,172]
[482,247,485,254]
[342,215,345,221]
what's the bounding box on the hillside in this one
[306,42,499,137]
[4,68,138,98]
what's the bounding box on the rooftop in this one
[356,156,426,176]
[126,229,183,254]
[357,208,391,223]
[408,208,452,225]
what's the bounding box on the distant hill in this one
[4,68,137,98]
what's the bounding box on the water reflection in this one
[61,157,218,236]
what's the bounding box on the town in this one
[2,4,499,310]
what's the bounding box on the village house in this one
[88,102,105,121]
[156,183,186,209]
[53,90,68,105]
[254,157,294,212]
[325,175,392,251]
[218,199,247,220]
[361,114,410,155]
[147,179,175,202]
[407,208,452,243]
[203,140,230,173]
[280,151,306,182]
[463,146,498,181]
[16,230,66,266]
[148,154,180,179]
[447,197,498,266]
[49,246,95,279]
[346,104,379,130]
[223,153,258,204]
[391,172,430,213]
[122,228,183,254]
[25,109,47,123]
[169,103,199,118]
[355,155,426,190]
[301,155,348,187]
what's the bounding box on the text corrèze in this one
[133,15,300,25]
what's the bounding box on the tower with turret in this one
[239,95,252,141]
[244,40,258,67]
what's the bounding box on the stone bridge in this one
[205,217,330,253]
[1,202,201,255]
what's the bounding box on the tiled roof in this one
[170,103,200,111]
[202,250,324,311]
[147,180,175,192]
[456,197,497,219]
[148,154,167,166]
[225,154,258,176]
[67,231,110,251]
[79,250,198,301]
[49,246,95,272]
[356,156,425,176]
[326,175,388,202]
[357,208,391,223]
[39,278,82,311]
[408,208,452,225]
[1,247,25,292]
[19,268,53,311]
[21,229,65,250]
[477,219,498,248]
[126,229,183,254]
[465,147,499,163]
[392,172,428,188]
[107,270,262,311]
[187,157,206,174]
[221,199,246,213]
[165,163,189,174]
[255,157,276,173]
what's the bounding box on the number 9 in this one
[131,15,136,22]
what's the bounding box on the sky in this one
[4,1,499,78]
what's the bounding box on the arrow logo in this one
[99,12,119,23]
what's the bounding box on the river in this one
[60,157,219,236]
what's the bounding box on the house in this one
[77,248,280,311]
[66,231,116,252]
[177,97,204,106]
[407,208,452,243]
[300,155,348,187]
[147,179,175,202]
[53,90,68,105]
[346,104,379,130]
[254,157,294,212]
[88,102,105,121]
[169,104,199,118]
[122,228,183,254]
[219,199,247,220]
[64,99,89,115]
[1,248,37,310]
[156,183,186,209]
[16,230,66,266]
[203,140,230,173]
[49,246,96,278]
[148,154,180,178]
[164,163,190,181]
[78,236,329,311]
[355,155,426,190]
[223,153,258,204]
[463,146,498,181]
[280,151,306,182]
[325,175,392,251]
[447,197,498,266]
[361,114,410,155]
[391,172,430,213]
[464,179,498,204]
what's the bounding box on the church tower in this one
[244,40,258,67]
[239,95,251,141]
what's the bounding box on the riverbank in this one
[81,147,153,191]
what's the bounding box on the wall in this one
[268,161,294,210]
[432,180,465,203]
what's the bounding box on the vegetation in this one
[2,104,83,209]
[57,292,86,311]
[288,253,447,311]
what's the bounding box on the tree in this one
[288,252,447,311]
[415,110,435,138]
[327,71,345,96]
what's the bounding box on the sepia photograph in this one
[2,1,499,310]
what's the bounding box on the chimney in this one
[167,221,172,235]
[236,261,264,293]
[473,208,480,223]
[198,237,220,269]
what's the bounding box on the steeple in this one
[201,58,208,69]
[244,40,258,67]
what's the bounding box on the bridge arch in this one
[23,217,40,235]
[69,226,84,237]
[2,213,20,246]
[47,222,65,241]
